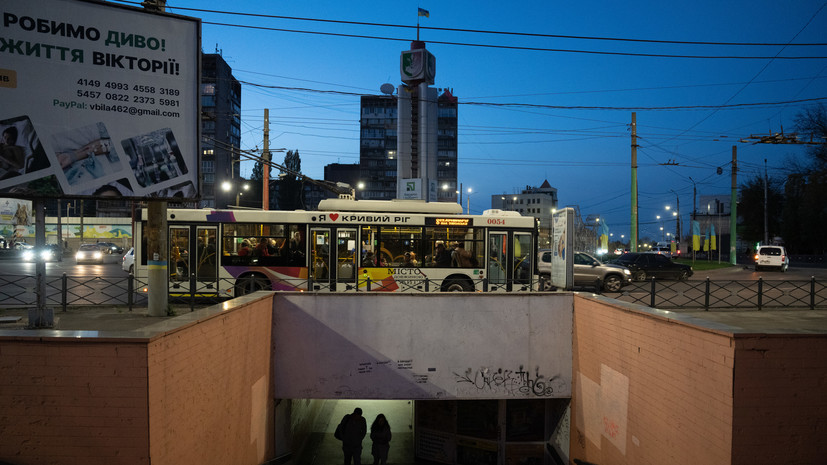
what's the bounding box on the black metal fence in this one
[603,277,827,310]
[0,273,825,311]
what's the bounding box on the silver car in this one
[538,250,632,292]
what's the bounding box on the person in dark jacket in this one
[339,407,367,465]
[369,413,392,465]
[433,242,452,267]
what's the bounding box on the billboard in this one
[551,208,574,289]
[0,0,200,200]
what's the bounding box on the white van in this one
[754,245,789,272]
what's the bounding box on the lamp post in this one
[465,187,473,214]
[669,189,681,246]
[222,180,249,207]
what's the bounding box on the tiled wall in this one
[571,295,735,465]
[732,336,827,464]
[0,294,275,465]
[0,340,151,464]
[146,299,275,465]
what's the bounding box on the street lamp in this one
[466,187,473,214]
[222,180,249,206]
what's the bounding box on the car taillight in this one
[754,254,759,261]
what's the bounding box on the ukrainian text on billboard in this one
[0,0,200,200]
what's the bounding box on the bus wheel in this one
[443,279,472,292]
[235,274,271,296]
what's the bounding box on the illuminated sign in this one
[427,218,471,227]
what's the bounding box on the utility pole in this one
[730,146,737,265]
[630,112,638,252]
[763,158,769,245]
[263,108,270,210]
[147,201,168,317]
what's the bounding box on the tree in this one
[788,104,827,254]
[795,103,827,168]
[277,150,303,211]
[738,174,784,246]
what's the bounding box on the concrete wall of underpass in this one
[272,292,574,400]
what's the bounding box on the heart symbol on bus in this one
[329,214,339,221]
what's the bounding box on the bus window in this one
[221,223,289,266]
[311,229,330,281]
[286,225,306,266]
[426,226,483,268]
[170,227,189,280]
[513,233,532,284]
[360,226,379,266]
[488,233,507,284]
[195,227,217,279]
[378,226,423,267]
[337,228,357,281]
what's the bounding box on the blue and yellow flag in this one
[703,224,710,252]
[418,8,429,17]
[710,224,717,251]
[599,220,609,251]
[692,220,700,251]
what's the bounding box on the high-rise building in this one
[200,53,241,208]
[359,89,457,202]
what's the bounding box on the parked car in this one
[754,245,789,272]
[652,246,672,258]
[613,252,693,281]
[75,243,104,263]
[122,247,135,273]
[537,249,633,292]
[97,242,124,255]
[22,244,63,262]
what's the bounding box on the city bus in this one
[134,198,538,298]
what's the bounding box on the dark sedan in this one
[613,252,693,281]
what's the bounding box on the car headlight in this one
[623,269,631,275]
[22,250,34,261]
[40,250,53,260]
[93,251,102,259]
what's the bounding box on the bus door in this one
[310,228,331,291]
[169,226,191,296]
[193,226,218,295]
[488,232,509,291]
[335,228,357,291]
[512,232,533,290]
[487,231,533,292]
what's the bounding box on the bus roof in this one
[318,198,463,214]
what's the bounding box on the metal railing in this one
[606,277,827,310]
[0,273,825,311]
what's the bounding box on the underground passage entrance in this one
[286,398,570,465]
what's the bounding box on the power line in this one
[200,21,827,60]
[121,1,827,47]
[238,80,827,111]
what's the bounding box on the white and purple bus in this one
[134,198,537,298]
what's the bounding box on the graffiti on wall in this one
[453,365,563,397]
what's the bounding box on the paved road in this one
[689,263,827,281]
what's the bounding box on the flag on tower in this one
[418,8,429,17]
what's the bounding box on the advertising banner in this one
[0,0,200,200]
[551,208,574,289]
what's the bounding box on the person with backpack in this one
[335,407,367,465]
